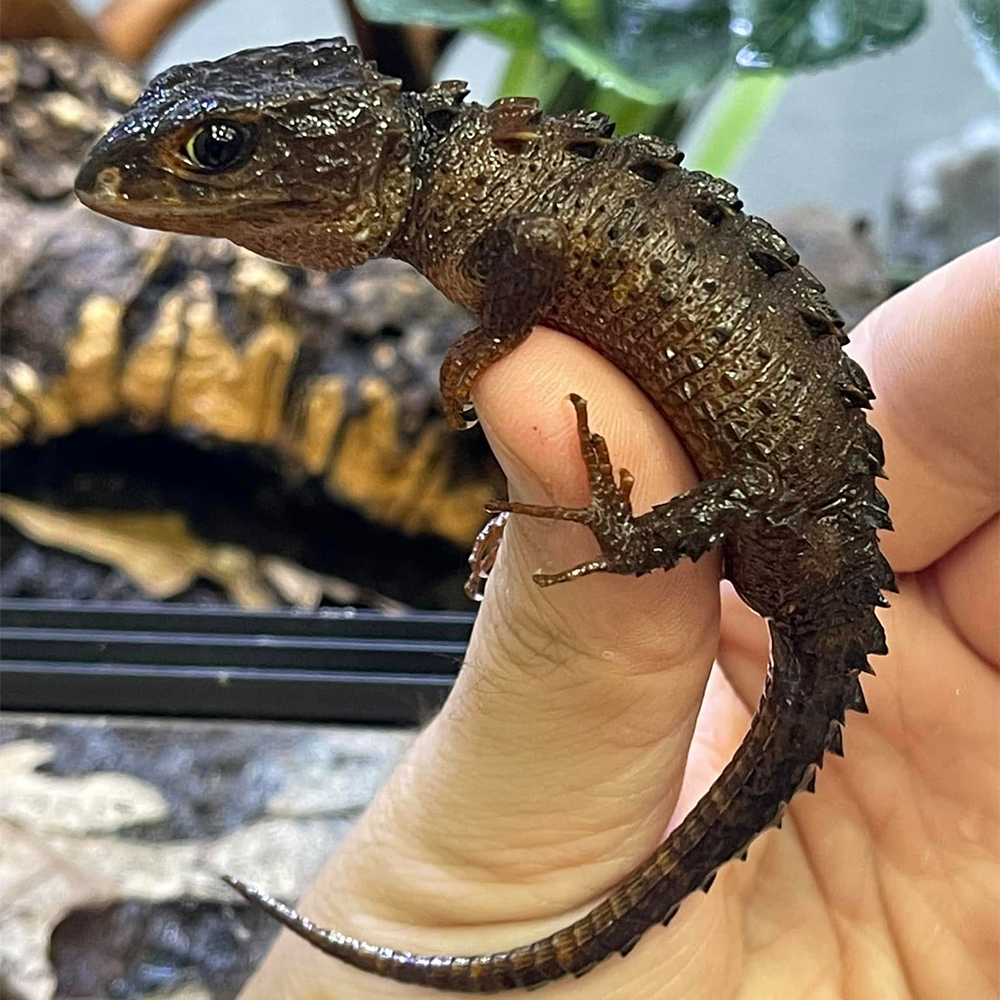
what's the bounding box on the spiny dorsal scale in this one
[863,616,889,654]
[872,549,896,585]
[844,638,869,671]
[489,95,542,117]
[628,158,677,184]
[839,382,873,409]
[849,443,886,477]
[846,678,870,714]
[433,79,470,103]
[615,132,682,166]
[867,503,894,534]
[421,82,470,134]
[844,356,875,399]
[743,217,800,275]
[750,248,796,277]
[619,935,641,957]
[697,202,727,226]
[424,106,462,132]
[565,137,611,159]
[797,307,841,339]
[687,169,743,215]
[554,108,616,137]
[864,424,886,464]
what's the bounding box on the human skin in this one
[238,240,999,1000]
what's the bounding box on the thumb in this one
[393,326,722,917]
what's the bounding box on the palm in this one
[684,568,995,1000]
[240,244,997,1000]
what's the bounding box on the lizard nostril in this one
[75,162,122,206]
[94,167,122,199]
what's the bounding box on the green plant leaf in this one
[540,0,733,102]
[355,0,521,28]
[958,0,1000,89]
[355,0,535,45]
[357,0,927,106]
[498,45,571,101]
[728,0,926,71]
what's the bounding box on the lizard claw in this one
[444,397,478,430]
[484,499,593,523]
[533,558,611,587]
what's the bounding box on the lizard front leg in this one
[440,214,567,428]
[487,394,776,586]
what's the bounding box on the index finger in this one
[849,238,1000,573]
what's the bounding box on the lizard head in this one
[75,38,413,269]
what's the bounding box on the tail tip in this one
[221,873,257,902]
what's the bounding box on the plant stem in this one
[684,72,786,176]
[588,87,664,136]
[498,45,570,104]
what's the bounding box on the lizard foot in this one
[485,394,640,587]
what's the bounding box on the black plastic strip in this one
[1,660,453,724]
[1,627,467,673]
[0,598,476,642]
[0,600,472,724]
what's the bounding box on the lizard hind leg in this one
[486,393,643,587]
[440,326,525,430]
[487,394,753,587]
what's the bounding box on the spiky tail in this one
[224,569,891,992]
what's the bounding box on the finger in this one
[717,580,771,711]
[437,327,719,902]
[848,238,1000,572]
[351,326,721,926]
[931,514,999,667]
[239,329,729,1000]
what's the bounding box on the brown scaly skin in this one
[75,38,896,993]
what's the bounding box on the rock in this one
[887,117,1000,277]
[767,205,890,329]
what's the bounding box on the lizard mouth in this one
[75,174,312,225]
[75,159,317,223]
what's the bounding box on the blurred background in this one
[90,0,1000,226]
[1,1,996,997]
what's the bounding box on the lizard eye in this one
[183,119,256,172]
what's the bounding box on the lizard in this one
[74,37,896,993]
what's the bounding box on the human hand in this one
[238,240,999,999]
